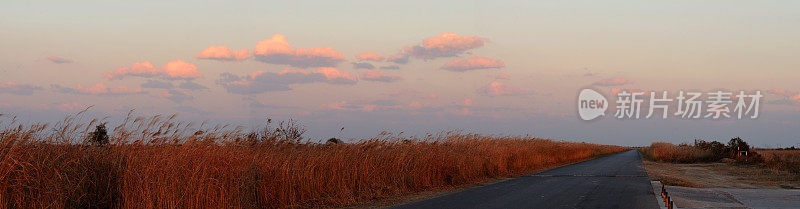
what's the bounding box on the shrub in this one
[640,137,760,163]
[89,124,109,146]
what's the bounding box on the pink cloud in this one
[477,81,526,97]
[768,89,794,97]
[610,88,648,96]
[401,33,489,59]
[355,52,385,61]
[105,60,202,80]
[217,67,357,94]
[0,82,42,95]
[253,34,346,68]
[358,70,401,82]
[322,101,349,111]
[196,45,251,61]
[156,89,193,103]
[593,77,632,86]
[442,56,505,71]
[386,55,409,64]
[312,67,358,84]
[460,98,474,107]
[495,73,510,80]
[451,107,472,116]
[162,60,202,79]
[51,83,143,96]
[46,56,74,64]
[408,101,423,109]
[56,102,83,112]
[767,89,800,104]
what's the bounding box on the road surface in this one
[393,150,660,209]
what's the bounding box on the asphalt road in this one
[393,150,660,209]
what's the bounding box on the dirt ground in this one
[643,160,800,189]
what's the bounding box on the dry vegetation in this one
[757,149,800,173]
[640,140,800,188]
[639,138,758,164]
[0,111,627,208]
[639,142,717,163]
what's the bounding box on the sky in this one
[1,0,799,147]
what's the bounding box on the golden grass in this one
[0,112,627,208]
[757,149,800,173]
[639,142,714,163]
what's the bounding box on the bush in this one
[89,125,109,146]
[247,118,306,144]
[640,137,760,163]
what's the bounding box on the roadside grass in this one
[639,141,800,174]
[0,112,628,208]
[640,140,800,189]
[757,149,800,173]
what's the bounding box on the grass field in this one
[0,113,627,208]
[640,141,800,189]
[757,149,800,173]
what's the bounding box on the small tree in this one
[250,118,307,144]
[90,124,109,146]
[728,137,749,152]
[326,137,342,145]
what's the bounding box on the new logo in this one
[578,89,608,120]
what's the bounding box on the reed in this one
[0,112,626,208]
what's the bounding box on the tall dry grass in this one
[0,112,627,208]
[757,149,800,173]
[639,142,714,163]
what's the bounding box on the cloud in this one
[0,82,42,95]
[51,83,144,96]
[768,89,795,97]
[196,45,251,61]
[386,55,409,64]
[355,52,385,61]
[156,90,193,103]
[442,56,505,71]
[55,102,84,112]
[140,80,174,89]
[105,60,202,80]
[359,70,401,82]
[217,68,357,94]
[495,73,510,80]
[380,65,400,70]
[178,81,208,91]
[401,33,489,60]
[253,34,346,68]
[46,56,74,64]
[610,88,648,96]
[352,62,375,70]
[312,67,358,84]
[768,89,800,105]
[457,98,474,107]
[477,81,526,97]
[593,77,632,86]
